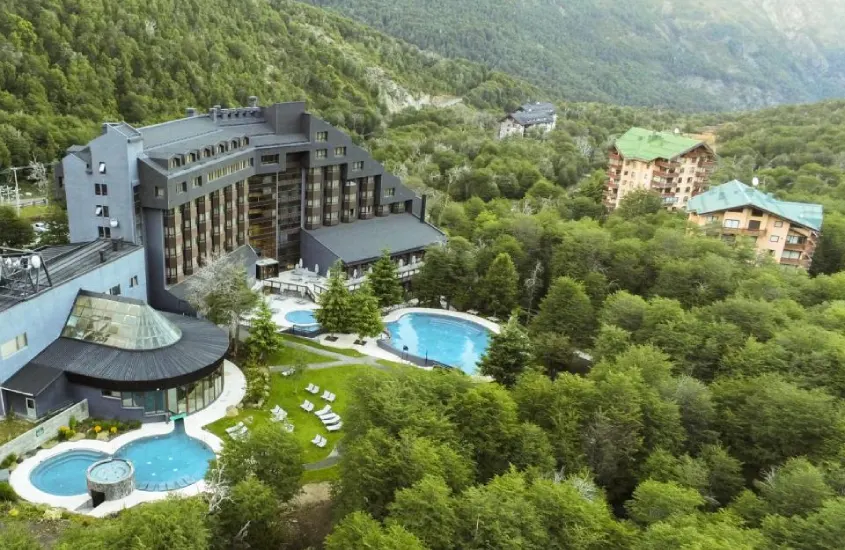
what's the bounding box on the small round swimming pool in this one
[285,309,319,326]
[29,421,215,496]
[385,313,491,373]
[31,450,109,496]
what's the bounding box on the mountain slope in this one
[303,0,845,111]
[0,0,536,168]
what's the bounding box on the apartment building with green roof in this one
[687,180,823,269]
[605,127,715,210]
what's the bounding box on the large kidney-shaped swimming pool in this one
[384,312,491,373]
[30,420,214,496]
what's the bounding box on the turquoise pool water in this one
[385,313,491,373]
[285,309,318,326]
[30,420,214,496]
[30,450,108,496]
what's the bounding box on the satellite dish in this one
[752,177,760,187]
[30,255,42,269]
[94,206,102,216]
[109,218,119,228]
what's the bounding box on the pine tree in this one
[531,276,595,348]
[315,262,354,335]
[479,253,518,316]
[369,249,404,308]
[352,282,385,342]
[246,300,282,363]
[479,316,533,386]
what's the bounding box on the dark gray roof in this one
[520,102,556,113]
[0,240,143,313]
[511,111,555,126]
[304,214,446,264]
[167,244,259,300]
[1,364,64,397]
[26,312,228,391]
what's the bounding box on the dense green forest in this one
[304,0,845,111]
[0,0,535,169]
[5,0,845,548]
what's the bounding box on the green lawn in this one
[267,344,334,366]
[19,203,50,220]
[280,334,365,358]
[376,358,410,369]
[301,465,339,484]
[206,365,378,464]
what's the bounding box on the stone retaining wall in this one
[0,400,89,461]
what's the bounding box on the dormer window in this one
[203,148,211,158]
[98,162,106,174]
[243,137,249,146]
[217,144,225,154]
[189,152,197,163]
[231,140,238,150]
[170,157,182,170]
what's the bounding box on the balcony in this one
[721,227,766,237]
[780,257,802,267]
[784,241,806,251]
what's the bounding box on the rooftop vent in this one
[186,107,197,117]
[248,96,259,108]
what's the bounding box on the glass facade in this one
[119,365,224,416]
[62,293,182,350]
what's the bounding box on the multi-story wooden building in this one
[687,180,823,269]
[605,128,715,210]
[497,102,557,139]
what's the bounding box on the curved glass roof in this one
[61,293,182,350]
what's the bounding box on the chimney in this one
[248,96,259,108]
[420,194,427,223]
[98,250,106,263]
[112,238,121,252]
[186,107,197,117]
[211,105,221,122]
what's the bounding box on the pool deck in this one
[9,360,246,517]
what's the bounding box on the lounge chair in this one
[316,411,336,421]
[300,400,315,412]
[271,405,284,416]
[314,405,331,416]
[306,383,320,394]
[281,368,295,377]
[283,422,294,433]
[320,390,333,401]
[321,413,340,425]
[230,425,248,440]
[225,422,245,434]
[271,409,288,422]
[310,434,323,445]
[325,392,336,402]
[326,422,343,432]
[316,436,327,448]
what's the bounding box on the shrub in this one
[109,426,118,434]
[0,482,18,502]
[68,415,78,430]
[57,426,75,441]
[0,453,17,469]
[93,425,102,433]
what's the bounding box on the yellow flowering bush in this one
[109,426,118,434]
[93,425,102,434]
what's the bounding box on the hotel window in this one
[316,131,328,142]
[385,188,395,197]
[352,161,363,171]
[203,148,211,158]
[193,177,202,188]
[751,208,764,217]
[155,186,164,198]
[786,235,806,245]
[315,149,327,159]
[189,153,197,163]
[774,221,784,228]
[95,183,108,196]
[96,205,110,217]
[334,147,346,157]
[217,144,225,154]
[347,209,356,218]
[178,181,187,193]
[705,215,718,223]
[130,275,139,287]
[102,390,120,399]
[723,219,740,229]
[1,333,27,359]
[261,154,280,165]
[770,235,780,243]
[98,226,111,238]
[108,284,121,296]
[782,250,801,260]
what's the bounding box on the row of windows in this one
[208,159,253,182]
[168,138,251,170]
[314,147,347,160]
